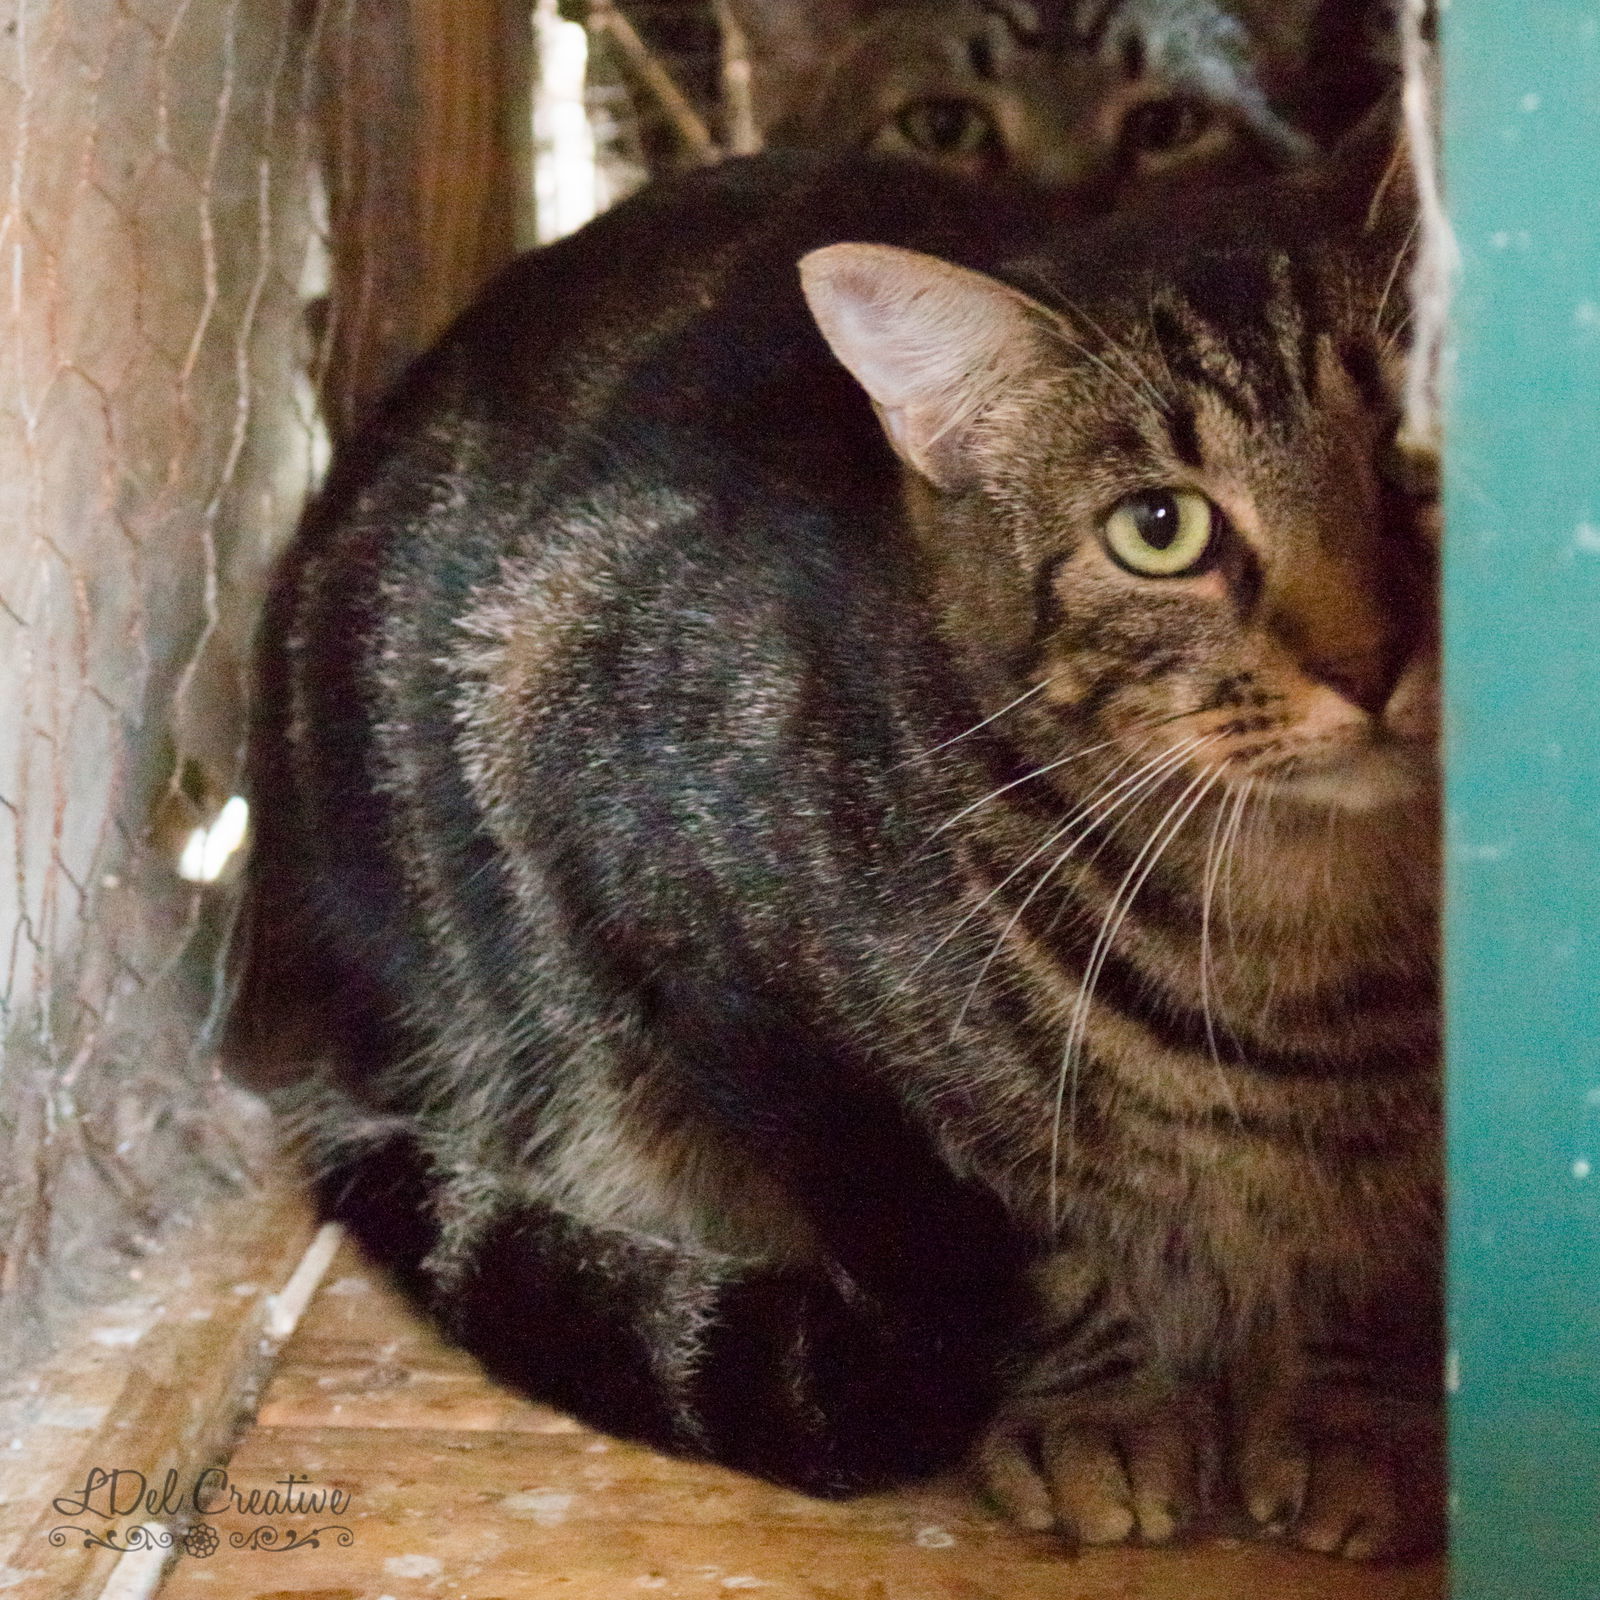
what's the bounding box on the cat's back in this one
[326,154,1054,521]
[233,154,1048,1083]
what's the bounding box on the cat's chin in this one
[1253,740,1440,815]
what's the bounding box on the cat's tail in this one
[315,1124,1005,1497]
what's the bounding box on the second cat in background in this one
[638,0,1399,209]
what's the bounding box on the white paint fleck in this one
[384,1555,444,1579]
[230,1281,260,1296]
[1463,842,1508,863]
[31,1402,103,1428]
[325,1275,372,1296]
[1574,523,1600,556]
[1585,1087,1600,1107]
[1490,230,1511,249]
[1520,92,1542,112]
[90,1325,144,1347]
[721,1578,768,1589]
[1573,1158,1592,1181]
[914,1526,957,1549]
[1578,301,1600,329]
[585,1439,611,1452]
[500,1489,575,1526]
[1446,1348,1462,1394]
[635,1579,668,1590]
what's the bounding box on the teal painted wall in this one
[1444,4,1600,1597]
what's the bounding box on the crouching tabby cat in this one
[232,122,1442,1559]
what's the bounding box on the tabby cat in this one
[233,117,1441,1559]
[722,0,1394,200]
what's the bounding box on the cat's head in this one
[801,130,1437,820]
[737,0,1315,208]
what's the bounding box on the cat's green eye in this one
[894,97,998,158]
[1101,489,1217,577]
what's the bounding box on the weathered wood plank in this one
[0,1187,316,1600]
[151,1235,1445,1600]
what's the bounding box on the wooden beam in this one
[315,0,532,437]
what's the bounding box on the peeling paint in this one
[500,1489,575,1526]
[384,1554,444,1579]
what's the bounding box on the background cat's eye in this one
[1101,489,1217,576]
[1122,95,1211,156]
[893,97,1001,159]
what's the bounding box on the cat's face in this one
[802,146,1437,820]
[781,0,1312,206]
[1004,332,1437,815]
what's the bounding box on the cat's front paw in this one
[1237,1386,1445,1560]
[974,1385,1216,1546]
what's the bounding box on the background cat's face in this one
[803,144,1437,819]
[773,0,1313,207]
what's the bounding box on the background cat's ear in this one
[799,244,1048,491]
[722,0,892,135]
[1315,89,1415,240]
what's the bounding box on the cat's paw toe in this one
[1238,1394,1444,1560]
[976,1400,1206,1546]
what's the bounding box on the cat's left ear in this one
[799,244,1049,491]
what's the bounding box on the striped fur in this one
[231,135,1440,1559]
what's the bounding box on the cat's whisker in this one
[1224,779,1273,983]
[894,679,1050,770]
[1373,217,1424,341]
[890,735,1178,1009]
[1198,776,1254,1127]
[892,716,1217,1022]
[910,704,1202,860]
[1048,749,1226,1230]
[924,732,1129,842]
[1027,733,1209,943]
[1038,298,1169,417]
[946,734,1214,1037]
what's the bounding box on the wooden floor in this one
[151,1232,1449,1600]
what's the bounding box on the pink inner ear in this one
[798,242,1046,488]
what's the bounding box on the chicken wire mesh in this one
[0,0,325,1367]
[0,0,538,1368]
[0,0,773,1374]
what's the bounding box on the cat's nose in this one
[1303,647,1407,718]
